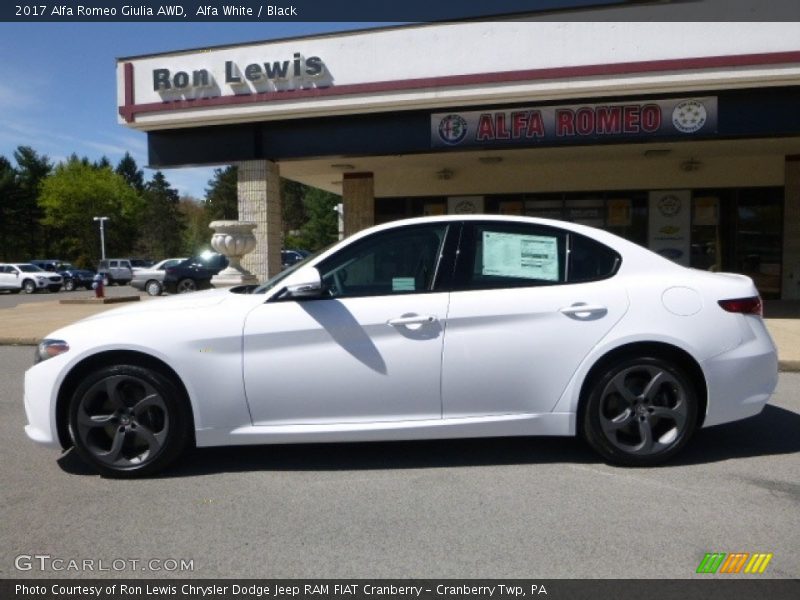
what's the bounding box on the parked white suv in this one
[0,263,63,294]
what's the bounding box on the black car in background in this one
[162,253,228,293]
[30,260,95,291]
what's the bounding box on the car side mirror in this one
[281,266,323,298]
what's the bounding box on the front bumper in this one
[23,359,64,449]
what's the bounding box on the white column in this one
[237,160,283,281]
[782,157,800,299]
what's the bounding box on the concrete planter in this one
[209,220,259,286]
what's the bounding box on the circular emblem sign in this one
[438,114,468,145]
[658,194,682,217]
[672,100,707,134]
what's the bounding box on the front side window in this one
[318,224,448,298]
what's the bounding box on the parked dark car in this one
[281,249,310,270]
[162,257,216,294]
[195,251,229,275]
[30,260,95,291]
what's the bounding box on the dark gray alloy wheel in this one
[64,278,76,291]
[176,278,197,293]
[69,365,191,477]
[22,279,36,294]
[145,279,162,296]
[583,357,698,466]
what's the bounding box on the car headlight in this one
[34,339,70,364]
[36,275,46,281]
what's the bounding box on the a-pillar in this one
[342,172,375,237]
[237,160,282,281]
[782,156,800,299]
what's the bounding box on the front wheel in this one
[582,357,698,467]
[22,279,36,294]
[64,279,76,292]
[68,365,192,477]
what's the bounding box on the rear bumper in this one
[701,316,778,428]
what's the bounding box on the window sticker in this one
[482,231,559,281]
[392,277,416,292]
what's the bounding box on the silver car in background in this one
[130,258,187,296]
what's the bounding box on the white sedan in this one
[23,216,778,476]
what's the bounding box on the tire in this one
[68,364,192,478]
[145,280,163,296]
[176,278,197,293]
[64,279,76,292]
[582,356,698,467]
[22,279,36,294]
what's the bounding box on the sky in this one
[0,22,379,199]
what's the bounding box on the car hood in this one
[78,288,234,322]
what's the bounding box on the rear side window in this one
[454,222,620,290]
[454,222,568,290]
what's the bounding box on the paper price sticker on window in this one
[482,231,559,281]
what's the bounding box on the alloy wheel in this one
[598,364,689,457]
[75,374,170,469]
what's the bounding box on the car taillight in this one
[718,296,763,317]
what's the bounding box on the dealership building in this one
[117,10,800,298]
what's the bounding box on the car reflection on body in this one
[23,216,778,477]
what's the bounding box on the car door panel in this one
[243,294,449,425]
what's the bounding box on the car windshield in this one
[253,247,328,294]
[17,264,44,273]
[58,263,77,270]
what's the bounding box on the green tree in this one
[14,146,52,257]
[204,166,238,220]
[0,155,21,260]
[281,179,306,237]
[294,187,340,251]
[39,157,144,267]
[136,171,186,258]
[116,152,145,193]
[178,196,211,256]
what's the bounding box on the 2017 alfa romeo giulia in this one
[24,216,778,476]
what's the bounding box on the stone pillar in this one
[782,156,800,300]
[342,172,375,237]
[237,160,282,281]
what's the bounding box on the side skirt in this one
[195,412,575,447]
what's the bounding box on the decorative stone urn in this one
[209,220,259,287]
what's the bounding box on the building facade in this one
[117,16,800,298]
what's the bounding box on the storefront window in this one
[734,188,783,299]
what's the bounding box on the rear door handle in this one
[559,304,608,318]
[387,315,437,326]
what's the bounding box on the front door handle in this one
[387,314,437,327]
[559,303,608,318]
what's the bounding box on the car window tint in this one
[457,222,567,290]
[318,224,447,298]
[568,233,621,283]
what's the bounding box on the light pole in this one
[93,216,109,260]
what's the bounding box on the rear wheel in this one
[145,280,162,296]
[22,279,36,294]
[582,356,698,467]
[68,364,191,477]
[176,278,197,293]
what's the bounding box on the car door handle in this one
[559,304,608,318]
[387,315,437,326]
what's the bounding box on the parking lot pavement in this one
[1,344,798,579]
[0,284,146,309]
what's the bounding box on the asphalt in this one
[1,291,799,371]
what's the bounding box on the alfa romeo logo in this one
[438,114,468,145]
[672,100,707,134]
